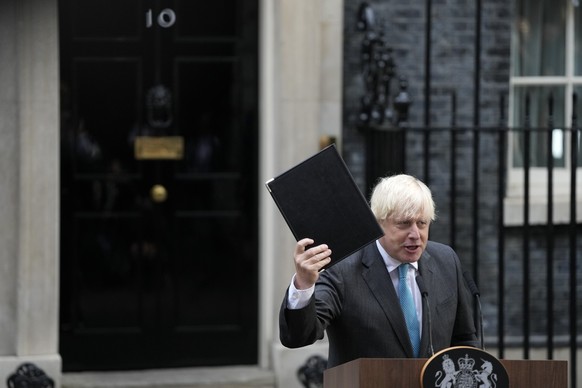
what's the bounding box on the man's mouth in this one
[404,245,420,253]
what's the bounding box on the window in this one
[507,0,582,225]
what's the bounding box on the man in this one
[279,174,478,368]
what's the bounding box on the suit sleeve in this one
[279,289,323,348]
[450,251,480,347]
[279,267,344,349]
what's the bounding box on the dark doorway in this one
[59,0,259,371]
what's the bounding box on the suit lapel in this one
[361,244,413,357]
[418,250,435,357]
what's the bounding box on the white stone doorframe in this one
[259,0,343,387]
[0,0,61,386]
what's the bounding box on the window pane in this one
[512,0,566,76]
[512,86,565,167]
[576,5,582,75]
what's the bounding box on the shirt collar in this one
[375,240,419,273]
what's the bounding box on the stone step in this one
[62,366,276,388]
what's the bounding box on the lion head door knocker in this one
[146,84,173,129]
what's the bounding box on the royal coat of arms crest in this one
[421,346,509,388]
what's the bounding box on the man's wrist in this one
[287,274,315,309]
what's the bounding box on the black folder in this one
[265,144,384,270]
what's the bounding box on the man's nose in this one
[408,224,420,238]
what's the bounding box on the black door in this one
[59,0,259,371]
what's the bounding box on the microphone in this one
[415,275,434,356]
[463,270,484,350]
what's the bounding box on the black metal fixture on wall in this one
[356,2,412,191]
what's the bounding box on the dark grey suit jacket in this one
[279,241,479,368]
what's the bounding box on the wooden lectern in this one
[324,358,568,387]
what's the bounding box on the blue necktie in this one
[398,264,420,357]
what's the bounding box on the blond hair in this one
[370,174,436,222]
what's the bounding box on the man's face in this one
[379,215,430,263]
